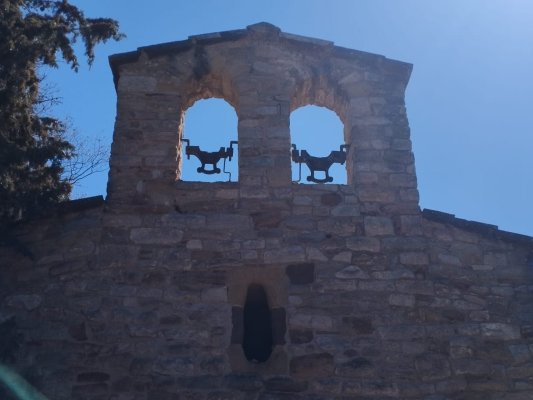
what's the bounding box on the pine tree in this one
[0,0,123,225]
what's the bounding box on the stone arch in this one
[180,98,239,182]
[290,73,349,125]
[175,67,240,182]
[290,74,352,184]
[290,105,347,184]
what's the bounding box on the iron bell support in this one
[291,144,349,183]
[182,139,238,181]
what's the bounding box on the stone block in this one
[400,188,420,202]
[6,294,42,310]
[240,186,269,199]
[343,380,399,397]
[77,372,110,382]
[399,215,422,235]
[321,193,342,206]
[470,310,490,322]
[507,364,533,380]
[364,216,394,236]
[306,247,328,261]
[252,210,283,229]
[231,307,243,344]
[272,307,287,345]
[153,357,195,376]
[373,267,415,279]
[128,323,158,338]
[434,377,467,393]
[415,354,451,381]
[379,325,426,340]
[396,280,434,295]
[402,341,427,355]
[333,251,352,262]
[481,323,521,340]
[290,314,335,332]
[399,252,429,265]
[241,250,258,260]
[389,293,415,307]
[318,279,357,292]
[451,359,491,376]
[290,353,334,378]
[293,195,313,206]
[68,322,88,341]
[331,205,360,217]
[341,316,374,334]
[289,329,313,344]
[283,216,315,230]
[484,252,508,266]
[207,214,252,230]
[336,357,373,377]
[437,253,461,266]
[391,138,412,150]
[215,189,239,199]
[224,373,263,392]
[508,344,531,363]
[335,265,370,280]
[201,287,228,303]
[318,219,359,235]
[71,383,109,398]
[130,227,183,245]
[358,280,395,292]
[242,239,265,250]
[63,240,96,260]
[346,237,380,252]
[264,377,308,393]
[389,173,416,188]
[264,246,305,264]
[186,239,202,249]
[285,262,315,285]
[119,75,157,92]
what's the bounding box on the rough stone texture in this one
[1,23,533,400]
[286,263,315,284]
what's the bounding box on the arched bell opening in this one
[290,105,348,184]
[179,98,239,182]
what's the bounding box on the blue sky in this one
[45,0,533,236]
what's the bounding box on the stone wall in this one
[1,23,533,400]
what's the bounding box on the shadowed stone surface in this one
[286,263,315,285]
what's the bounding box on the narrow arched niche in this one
[290,105,347,184]
[242,284,273,363]
[180,98,238,182]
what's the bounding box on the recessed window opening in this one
[181,98,238,182]
[242,284,273,363]
[290,105,347,184]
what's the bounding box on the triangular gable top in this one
[109,22,412,90]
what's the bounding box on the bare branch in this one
[60,129,109,185]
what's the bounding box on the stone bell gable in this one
[0,23,532,400]
[107,22,417,217]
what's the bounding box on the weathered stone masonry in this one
[1,23,533,400]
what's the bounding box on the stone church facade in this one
[1,23,532,399]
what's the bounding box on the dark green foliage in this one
[0,0,123,224]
